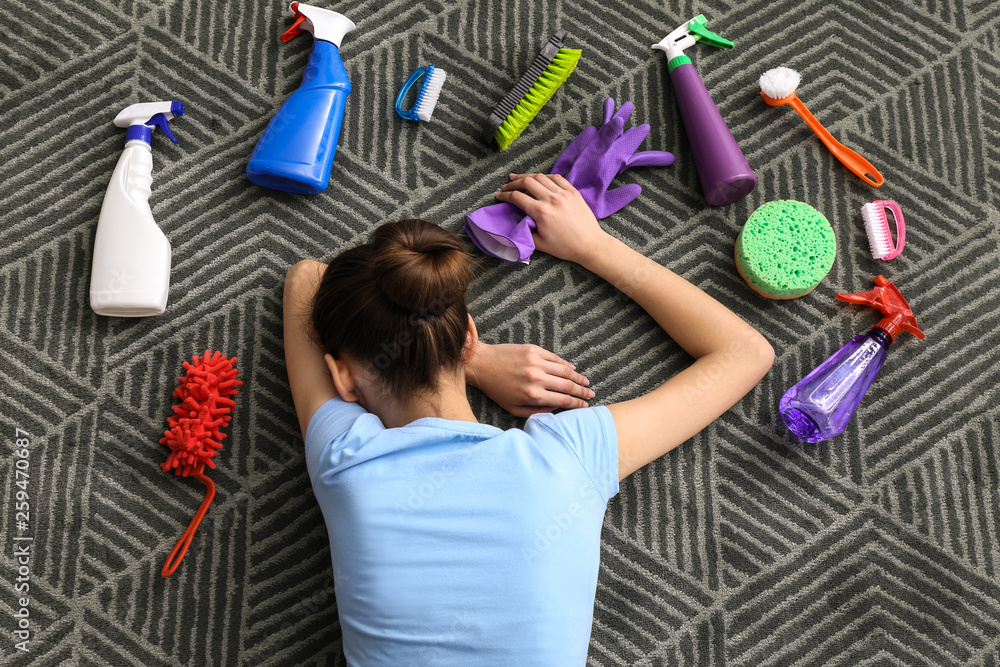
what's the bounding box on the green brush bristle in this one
[493,48,581,151]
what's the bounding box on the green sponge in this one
[735,200,836,299]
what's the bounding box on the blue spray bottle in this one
[780,276,925,442]
[246,2,356,194]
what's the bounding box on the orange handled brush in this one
[160,350,242,577]
[759,67,883,187]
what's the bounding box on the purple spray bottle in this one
[780,276,925,442]
[653,15,756,206]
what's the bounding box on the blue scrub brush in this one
[395,65,447,122]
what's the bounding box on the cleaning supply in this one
[759,67,884,187]
[652,14,756,206]
[481,29,581,151]
[465,209,534,263]
[160,351,242,577]
[90,101,185,317]
[735,200,836,299]
[246,2,356,194]
[861,200,905,260]
[395,65,447,122]
[780,276,924,442]
[550,98,676,217]
[465,98,674,263]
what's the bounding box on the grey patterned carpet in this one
[2,0,1000,665]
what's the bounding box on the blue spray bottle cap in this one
[114,101,185,146]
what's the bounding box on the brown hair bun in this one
[312,219,474,396]
[370,220,472,312]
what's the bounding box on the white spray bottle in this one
[90,101,184,317]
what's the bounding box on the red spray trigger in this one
[281,2,307,42]
[835,275,925,343]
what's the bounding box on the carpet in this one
[2,0,1000,665]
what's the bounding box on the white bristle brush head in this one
[861,203,893,260]
[415,67,447,122]
[759,67,801,100]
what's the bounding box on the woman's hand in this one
[467,342,594,417]
[495,173,609,265]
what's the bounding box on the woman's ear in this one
[325,353,361,403]
[464,314,479,365]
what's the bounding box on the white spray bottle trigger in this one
[652,15,733,61]
[113,101,185,143]
[282,2,355,47]
[652,18,699,60]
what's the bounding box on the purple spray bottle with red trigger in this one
[780,276,925,442]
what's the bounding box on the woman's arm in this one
[284,260,339,439]
[497,174,774,479]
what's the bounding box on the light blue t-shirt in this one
[305,398,619,666]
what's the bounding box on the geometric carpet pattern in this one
[1,0,999,664]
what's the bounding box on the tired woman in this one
[283,174,774,665]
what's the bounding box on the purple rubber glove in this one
[465,98,673,262]
[464,207,536,264]
[552,98,675,218]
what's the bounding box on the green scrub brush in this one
[481,29,581,151]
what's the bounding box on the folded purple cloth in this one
[465,98,674,263]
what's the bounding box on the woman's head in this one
[312,219,473,399]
